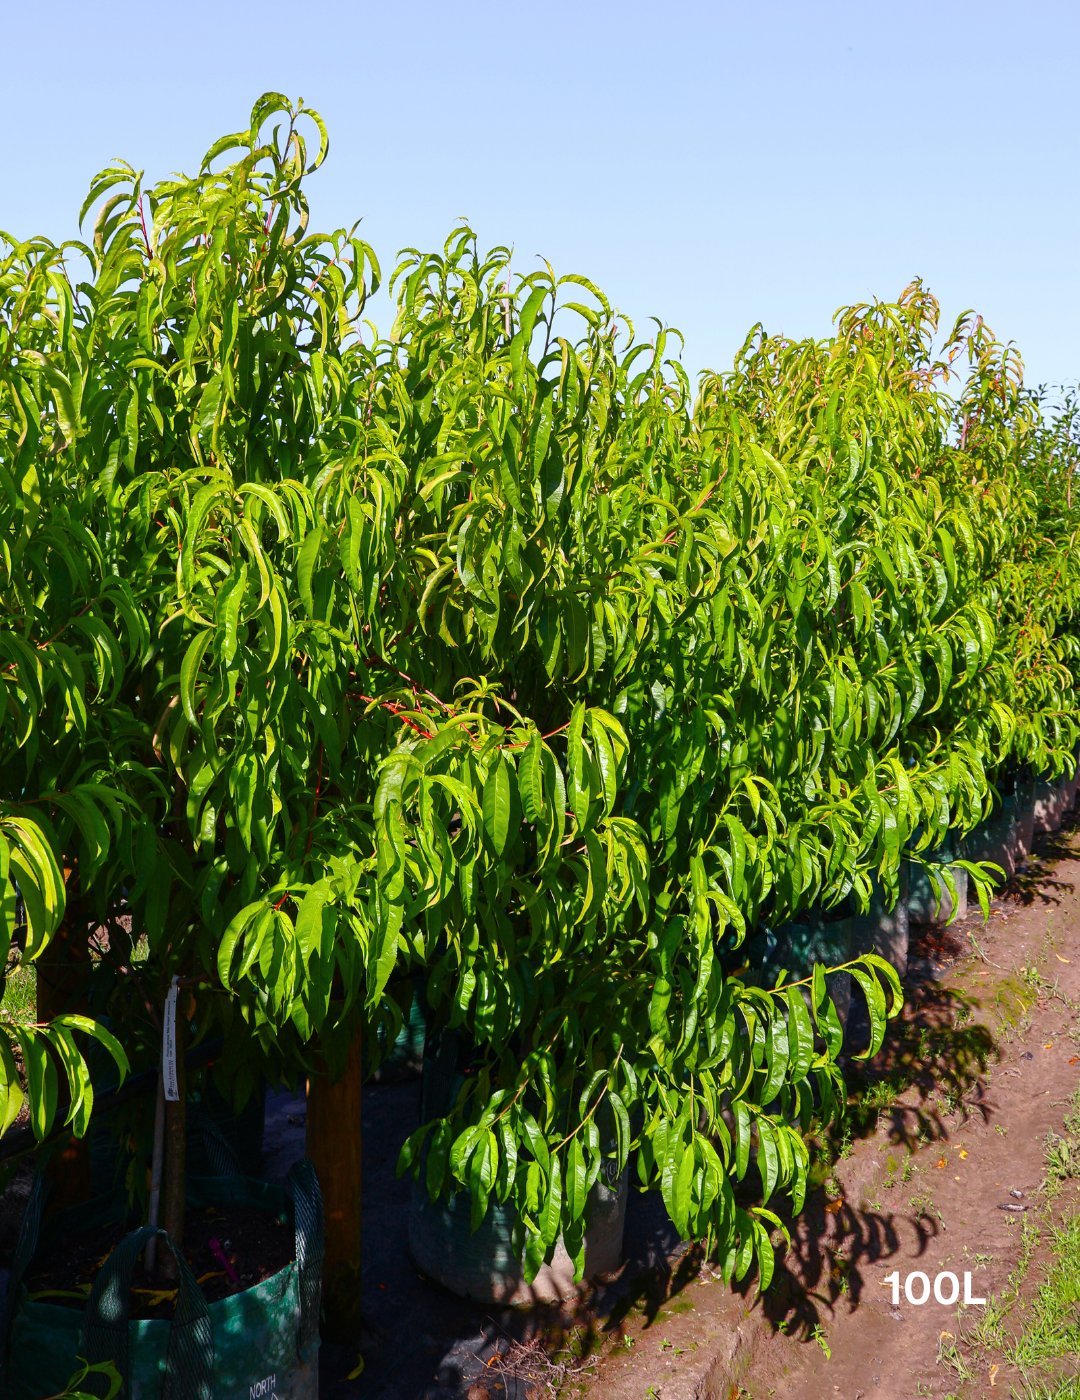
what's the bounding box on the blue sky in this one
[5,0,1077,390]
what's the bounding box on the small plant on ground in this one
[910,1191,945,1229]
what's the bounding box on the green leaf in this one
[482,754,513,857]
[565,1137,588,1224]
[469,1130,498,1233]
[753,1218,776,1293]
[179,629,214,726]
[297,526,323,617]
[734,1101,751,1178]
[786,987,814,1081]
[16,1030,58,1142]
[609,1089,631,1173]
[217,902,265,987]
[850,963,887,1059]
[0,1037,25,1136]
[295,881,331,963]
[519,735,544,824]
[54,1015,130,1086]
[213,564,246,666]
[540,1154,563,1248]
[196,372,222,440]
[230,751,258,849]
[28,353,80,442]
[757,1117,779,1202]
[426,1122,452,1201]
[566,702,587,829]
[760,1012,789,1104]
[587,712,618,814]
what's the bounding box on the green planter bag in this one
[371,977,429,1083]
[91,1080,267,1197]
[962,767,1037,885]
[855,866,910,977]
[1,1162,322,1400]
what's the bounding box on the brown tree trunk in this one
[160,1009,186,1280]
[36,901,91,1213]
[305,1026,363,1341]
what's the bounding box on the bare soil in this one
[764,822,1080,1400]
[578,819,1080,1400]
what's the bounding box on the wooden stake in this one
[145,1070,166,1275]
[305,1026,363,1341]
[160,1009,186,1281]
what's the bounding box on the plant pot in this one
[406,1031,627,1304]
[963,771,1033,883]
[765,912,856,1030]
[1034,776,1069,836]
[192,1077,267,1176]
[1036,749,1080,835]
[408,1162,627,1306]
[371,977,429,1084]
[907,836,967,927]
[1,1164,322,1400]
[1014,768,1036,860]
[855,866,910,976]
[90,1078,267,1197]
[1064,743,1080,813]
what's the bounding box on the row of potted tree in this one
[1,94,1078,1345]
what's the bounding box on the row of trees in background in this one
[2,94,1079,1295]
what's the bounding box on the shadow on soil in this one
[733,968,982,1343]
[738,815,1080,1346]
[354,818,1080,1384]
[1004,813,1079,912]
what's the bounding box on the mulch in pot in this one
[23,1201,293,1320]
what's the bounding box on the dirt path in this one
[579,822,1080,1400]
[766,826,1080,1400]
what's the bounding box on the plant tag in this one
[162,976,180,1102]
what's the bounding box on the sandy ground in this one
[768,824,1080,1400]
[579,820,1080,1400]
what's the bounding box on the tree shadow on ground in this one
[1004,805,1079,910]
[736,1193,942,1344]
[724,924,1008,1343]
[843,964,997,1152]
[600,1239,707,1334]
[737,818,1080,1347]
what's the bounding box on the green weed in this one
[910,1190,941,1227]
[0,957,34,1025]
[948,1109,1080,1396]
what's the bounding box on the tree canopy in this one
[2,94,1078,1289]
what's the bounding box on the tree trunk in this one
[305,1026,363,1341]
[36,901,91,1213]
[160,1009,186,1280]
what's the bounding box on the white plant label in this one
[162,976,180,1103]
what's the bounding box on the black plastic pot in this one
[406,1030,627,1305]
